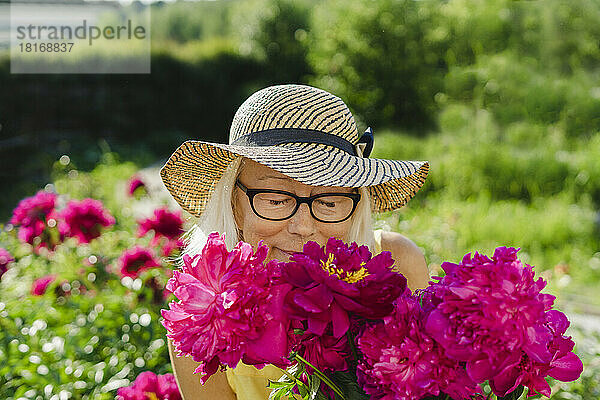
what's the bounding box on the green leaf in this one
[309,375,321,400]
[292,353,346,399]
[497,386,525,400]
[268,380,291,389]
[329,371,370,400]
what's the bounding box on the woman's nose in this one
[287,203,316,237]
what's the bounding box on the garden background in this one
[1,0,599,398]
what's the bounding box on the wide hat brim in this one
[160,140,429,218]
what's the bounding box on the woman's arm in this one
[167,338,237,400]
[380,231,430,291]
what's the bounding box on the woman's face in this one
[233,159,355,263]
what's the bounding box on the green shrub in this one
[229,0,315,83]
[308,0,447,131]
[372,116,578,204]
[438,0,600,73]
[437,0,516,66]
[151,0,235,43]
[0,289,170,399]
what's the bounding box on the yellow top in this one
[225,230,384,400]
[225,363,282,400]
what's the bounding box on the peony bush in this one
[0,161,182,399]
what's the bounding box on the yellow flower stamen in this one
[344,267,370,283]
[319,253,370,283]
[145,393,159,400]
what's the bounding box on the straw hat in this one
[160,84,429,217]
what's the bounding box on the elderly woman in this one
[160,84,430,400]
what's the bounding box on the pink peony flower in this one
[424,246,583,397]
[138,208,184,241]
[296,327,350,373]
[138,208,184,256]
[58,198,115,244]
[161,232,292,383]
[10,191,59,248]
[0,248,14,280]
[116,371,181,400]
[357,291,481,400]
[127,176,146,197]
[118,246,162,278]
[280,238,407,339]
[31,274,57,296]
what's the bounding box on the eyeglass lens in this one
[252,192,355,222]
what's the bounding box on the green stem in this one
[276,367,311,393]
[292,353,346,400]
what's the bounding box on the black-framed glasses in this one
[235,180,361,223]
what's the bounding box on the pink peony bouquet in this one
[161,234,583,400]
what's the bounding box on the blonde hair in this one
[182,157,376,258]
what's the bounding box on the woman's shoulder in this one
[379,231,421,256]
[379,231,430,291]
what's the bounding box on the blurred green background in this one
[3,0,599,298]
[1,0,600,397]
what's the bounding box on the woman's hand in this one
[167,338,237,400]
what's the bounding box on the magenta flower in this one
[10,191,59,247]
[138,208,184,256]
[31,274,57,296]
[118,246,161,278]
[127,175,147,197]
[0,248,14,280]
[296,326,350,373]
[58,198,115,244]
[424,246,583,397]
[158,237,184,257]
[485,310,583,397]
[281,238,406,339]
[161,232,291,383]
[117,371,181,400]
[357,292,480,400]
[138,208,184,242]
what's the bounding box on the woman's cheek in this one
[322,221,352,242]
[244,215,284,246]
